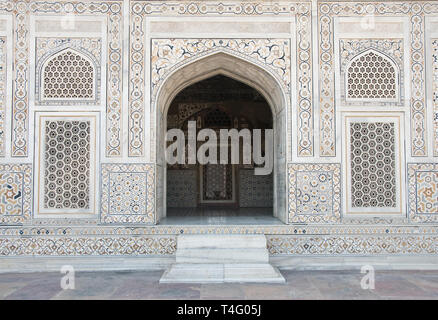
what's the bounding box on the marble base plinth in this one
[160,263,285,283]
[160,234,285,283]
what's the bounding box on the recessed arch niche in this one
[154,52,288,224]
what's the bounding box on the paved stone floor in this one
[1,269,438,300]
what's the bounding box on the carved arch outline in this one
[152,51,290,224]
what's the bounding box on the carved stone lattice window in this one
[42,49,95,101]
[203,164,233,201]
[350,122,396,208]
[204,108,232,128]
[44,120,91,210]
[346,50,398,101]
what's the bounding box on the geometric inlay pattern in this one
[11,7,29,157]
[350,122,396,208]
[167,169,197,208]
[5,1,123,157]
[296,171,333,214]
[35,38,101,105]
[416,172,438,214]
[267,235,438,255]
[151,38,291,97]
[288,163,341,223]
[0,37,5,157]
[1,233,438,256]
[130,1,314,159]
[433,39,438,156]
[204,108,232,128]
[340,39,403,106]
[44,120,91,210]
[408,163,438,223]
[144,38,291,160]
[101,164,155,224]
[42,50,95,100]
[0,164,32,225]
[202,164,233,201]
[346,51,397,101]
[318,2,437,157]
[239,169,273,208]
[3,233,438,256]
[0,236,176,256]
[0,173,22,216]
[109,172,147,215]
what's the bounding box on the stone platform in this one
[160,234,285,283]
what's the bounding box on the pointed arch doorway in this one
[155,53,288,225]
[167,75,272,211]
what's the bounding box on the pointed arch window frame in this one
[344,48,401,103]
[36,46,101,105]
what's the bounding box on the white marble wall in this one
[0,1,437,260]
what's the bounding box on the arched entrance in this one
[155,52,288,224]
[165,75,273,217]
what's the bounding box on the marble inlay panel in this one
[433,39,438,156]
[0,164,32,225]
[408,163,438,223]
[101,164,155,224]
[318,1,438,156]
[288,163,341,224]
[0,37,5,157]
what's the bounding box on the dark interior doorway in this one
[165,75,274,219]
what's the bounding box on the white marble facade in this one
[0,0,437,262]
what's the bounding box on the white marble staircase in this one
[159,234,285,283]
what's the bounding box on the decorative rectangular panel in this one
[11,10,29,157]
[343,114,403,215]
[101,164,155,224]
[267,234,438,255]
[44,120,91,210]
[0,164,32,225]
[0,37,5,157]
[0,235,176,256]
[36,113,98,216]
[433,39,438,157]
[288,163,341,223]
[408,163,438,223]
[318,2,433,157]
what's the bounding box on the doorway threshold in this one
[160,207,283,226]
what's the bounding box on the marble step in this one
[178,234,267,249]
[159,234,285,283]
[176,248,269,264]
[160,263,285,284]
